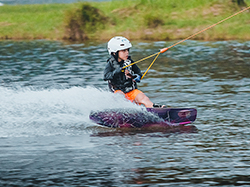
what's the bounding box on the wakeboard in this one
[89,107,197,128]
[146,108,197,124]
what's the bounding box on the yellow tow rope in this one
[122,6,250,80]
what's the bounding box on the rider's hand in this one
[133,74,141,83]
[125,69,132,78]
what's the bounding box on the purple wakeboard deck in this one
[146,108,197,124]
[89,108,197,128]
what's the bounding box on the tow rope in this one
[122,5,250,80]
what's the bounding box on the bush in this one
[144,14,164,28]
[64,3,107,41]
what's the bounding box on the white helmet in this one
[107,36,132,55]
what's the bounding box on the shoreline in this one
[0,0,249,41]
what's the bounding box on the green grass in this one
[96,0,250,40]
[0,0,249,41]
[0,4,71,40]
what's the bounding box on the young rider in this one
[103,36,164,108]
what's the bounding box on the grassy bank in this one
[0,3,72,40]
[0,0,249,41]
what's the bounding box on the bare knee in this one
[135,93,153,108]
[115,90,125,96]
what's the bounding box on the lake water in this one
[0,40,250,186]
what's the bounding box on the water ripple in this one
[0,40,250,186]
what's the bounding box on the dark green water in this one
[0,40,250,186]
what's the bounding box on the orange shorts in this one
[114,89,142,102]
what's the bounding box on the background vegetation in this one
[0,0,249,41]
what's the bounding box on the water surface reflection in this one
[0,40,250,186]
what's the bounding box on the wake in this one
[0,86,140,137]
